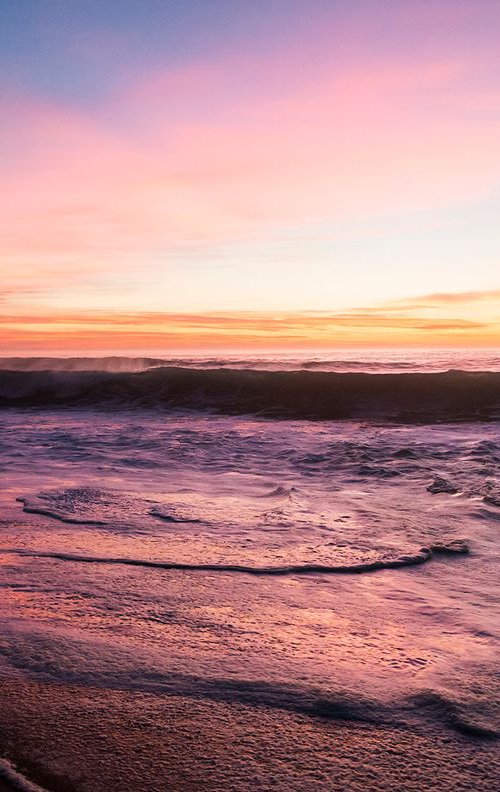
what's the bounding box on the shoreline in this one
[0,763,48,792]
[0,678,499,792]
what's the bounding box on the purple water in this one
[0,351,499,789]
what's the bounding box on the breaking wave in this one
[1,367,500,422]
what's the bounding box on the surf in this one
[0,367,499,422]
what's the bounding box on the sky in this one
[1,0,500,351]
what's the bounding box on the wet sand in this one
[1,679,499,792]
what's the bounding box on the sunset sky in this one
[1,0,500,351]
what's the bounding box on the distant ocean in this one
[0,350,499,788]
[2,347,500,372]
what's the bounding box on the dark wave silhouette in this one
[0,367,499,422]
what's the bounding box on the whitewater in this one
[0,351,499,791]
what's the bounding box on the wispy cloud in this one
[0,302,497,353]
[2,36,500,299]
[393,289,500,307]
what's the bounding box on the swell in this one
[0,367,499,422]
[1,541,468,576]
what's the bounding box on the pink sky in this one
[1,0,499,350]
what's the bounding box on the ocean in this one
[0,350,499,791]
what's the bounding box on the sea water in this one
[0,351,499,788]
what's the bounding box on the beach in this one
[1,679,500,791]
[0,354,499,790]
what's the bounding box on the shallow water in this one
[0,405,499,738]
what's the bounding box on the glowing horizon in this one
[1,288,499,354]
[1,1,500,353]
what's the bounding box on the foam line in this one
[1,541,468,576]
[0,760,48,792]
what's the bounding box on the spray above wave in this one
[1,351,500,373]
[1,367,500,422]
[0,356,166,373]
[0,356,431,373]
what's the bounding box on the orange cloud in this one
[394,289,500,307]
[0,300,498,354]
